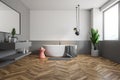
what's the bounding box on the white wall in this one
[30,10,90,41]
[91,8,103,40]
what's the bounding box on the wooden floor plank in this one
[0,54,120,80]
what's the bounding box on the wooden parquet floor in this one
[0,54,120,80]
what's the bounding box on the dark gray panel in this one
[1,52,31,61]
[99,41,120,63]
[30,40,91,54]
[77,41,91,54]
[0,43,15,50]
[0,50,16,58]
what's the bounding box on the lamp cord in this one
[76,4,80,31]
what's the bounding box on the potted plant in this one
[11,28,18,43]
[90,28,100,56]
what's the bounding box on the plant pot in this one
[91,49,99,56]
[11,37,18,43]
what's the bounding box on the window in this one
[104,3,119,40]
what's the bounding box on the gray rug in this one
[48,57,71,60]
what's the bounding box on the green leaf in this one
[11,28,16,37]
[90,28,100,48]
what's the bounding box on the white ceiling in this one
[20,0,110,10]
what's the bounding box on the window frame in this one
[103,2,120,40]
